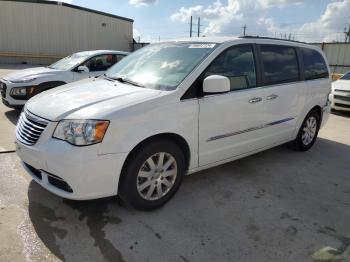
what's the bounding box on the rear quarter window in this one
[301,48,329,80]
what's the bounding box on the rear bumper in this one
[16,138,128,200]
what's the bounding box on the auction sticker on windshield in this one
[189,44,216,48]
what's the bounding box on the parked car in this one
[0,50,128,109]
[330,71,350,111]
[15,37,331,210]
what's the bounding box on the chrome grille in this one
[335,89,350,94]
[16,111,48,145]
[334,95,350,102]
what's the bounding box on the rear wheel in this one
[291,110,320,151]
[119,140,186,210]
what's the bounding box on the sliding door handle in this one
[267,94,278,100]
[248,97,262,104]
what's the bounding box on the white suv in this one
[330,71,350,111]
[16,37,331,210]
[1,50,128,109]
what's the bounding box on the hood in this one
[3,67,61,82]
[333,80,350,91]
[26,78,162,121]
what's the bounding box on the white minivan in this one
[16,37,331,210]
[1,50,128,109]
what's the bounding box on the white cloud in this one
[170,0,350,42]
[129,0,156,7]
[297,0,350,42]
[259,0,304,8]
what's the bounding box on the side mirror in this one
[77,65,89,73]
[203,75,230,94]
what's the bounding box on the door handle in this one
[248,97,262,104]
[267,94,278,100]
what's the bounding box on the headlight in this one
[11,77,36,83]
[53,120,110,146]
[10,87,27,96]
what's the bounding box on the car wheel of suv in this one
[119,140,186,210]
[291,110,320,151]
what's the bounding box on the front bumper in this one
[15,119,128,200]
[1,79,28,107]
[329,92,350,112]
[320,101,331,129]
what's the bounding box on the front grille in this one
[0,82,7,98]
[335,89,350,94]
[47,173,73,193]
[335,103,350,109]
[16,111,48,145]
[334,95,350,102]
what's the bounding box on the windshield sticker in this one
[189,44,216,49]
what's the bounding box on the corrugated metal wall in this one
[313,43,350,74]
[0,1,133,64]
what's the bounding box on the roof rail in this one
[239,36,307,44]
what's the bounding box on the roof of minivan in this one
[168,36,319,50]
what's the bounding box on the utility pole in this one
[242,24,247,36]
[190,16,193,38]
[345,25,350,42]
[197,17,201,37]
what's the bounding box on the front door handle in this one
[248,97,262,104]
[267,94,278,100]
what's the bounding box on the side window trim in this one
[259,44,301,87]
[296,47,305,81]
[181,43,258,100]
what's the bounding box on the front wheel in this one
[119,140,186,210]
[291,110,320,151]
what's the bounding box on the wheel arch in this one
[38,81,67,89]
[119,133,191,189]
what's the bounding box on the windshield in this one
[105,42,217,90]
[49,53,89,71]
[340,71,350,80]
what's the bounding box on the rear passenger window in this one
[301,48,329,80]
[261,45,299,85]
[204,45,257,91]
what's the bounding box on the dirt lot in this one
[0,65,350,262]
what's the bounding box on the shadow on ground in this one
[27,137,350,262]
[4,109,20,125]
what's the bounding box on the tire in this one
[119,140,186,210]
[290,110,320,151]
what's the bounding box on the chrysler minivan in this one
[16,37,331,209]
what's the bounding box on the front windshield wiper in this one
[109,76,144,88]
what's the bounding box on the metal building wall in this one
[313,43,350,74]
[0,0,133,64]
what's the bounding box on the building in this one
[0,0,133,65]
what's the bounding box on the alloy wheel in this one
[136,152,177,201]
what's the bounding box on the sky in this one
[53,0,350,43]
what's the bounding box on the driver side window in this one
[204,45,257,91]
[83,54,117,72]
